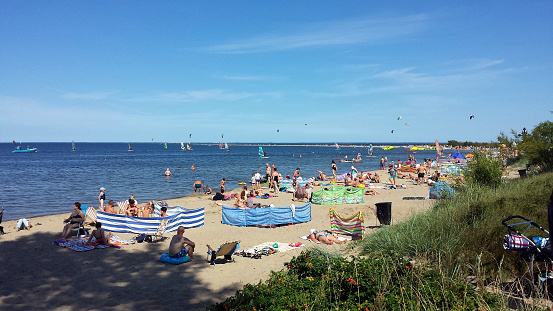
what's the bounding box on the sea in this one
[0,142,446,220]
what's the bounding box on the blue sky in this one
[1,1,552,143]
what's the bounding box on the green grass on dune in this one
[359,172,553,277]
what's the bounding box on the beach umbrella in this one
[451,152,466,159]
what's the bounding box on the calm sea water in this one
[0,142,442,220]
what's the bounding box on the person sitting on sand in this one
[160,206,168,217]
[308,229,346,245]
[100,200,114,214]
[61,202,85,239]
[212,189,225,201]
[234,193,246,209]
[140,201,154,218]
[193,180,205,194]
[317,170,327,181]
[372,173,380,183]
[348,178,360,187]
[126,199,140,217]
[165,168,173,176]
[86,222,111,245]
[205,185,212,195]
[14,218,33,231]
[169,226,195,260]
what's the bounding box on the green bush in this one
[207,249,501,310]
[463,152,503,188]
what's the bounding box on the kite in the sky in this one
[305,124,307,126]
[391,130,394,133]
[405,123,410,126]
[470,115,475,120]
[222,134,224,139]
[397,116,402,120]
[189,134,192,138]
[277,129,279,133]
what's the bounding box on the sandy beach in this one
[0,170,432,310]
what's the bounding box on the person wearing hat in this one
[98,187,106,209]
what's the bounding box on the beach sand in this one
[0,170,432,310]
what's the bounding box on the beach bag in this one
[503,234,531,250]
[137,233,147,243]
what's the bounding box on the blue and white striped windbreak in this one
[96,207,204,234]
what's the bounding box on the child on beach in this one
[86,222,111,245]
[98,187,106,209]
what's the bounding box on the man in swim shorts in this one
[169,226,195,259]
[193,180,205,193]
[417,165,426,185]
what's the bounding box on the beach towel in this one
[52,237,120,252]
[329,208,365,239]
[299,235,350,244]
[237,241,303,258]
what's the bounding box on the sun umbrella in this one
[451,152,466,159]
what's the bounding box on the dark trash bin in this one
[376,202,392,225]
[518,169,527,178]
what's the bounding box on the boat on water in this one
[181,142,185,151]
[225,143,230,151]
[186,143,192,151]
[382,146,394,150]
[72,141,76,151]
[128,143,133,152]
[12,141,37,153]
[259,146,268,158]
[335,142,340,150]
[219,142,224,149]
[367,144,375,157]
[164,143,167,149]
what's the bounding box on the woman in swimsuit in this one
[61,202,85,239]
[98,187,106,209]
[271,168,280,195]
[308,229,346,245]
[86,222,111,245]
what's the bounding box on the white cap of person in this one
[100,187,105,191]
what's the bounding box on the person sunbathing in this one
[14,218,33,231]
[140,201,154,218]
[365,189,380,195]
[61,202,85,239]
[317,170,327,181]
[103,200,116,214]
[86,222,111,245]
[126,199,140,217]
[308,229,346,245]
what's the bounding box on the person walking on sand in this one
[388,165,397,186]
[98,187,106,209]
[254,170,262,189]
[165,168,173,176]
[169,226,195,260]
[265,163,271,181]
[193,180,205,193]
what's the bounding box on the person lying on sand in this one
[365,189,380,195]
[308,229,346,245]
[169,226,195,260]
[14,218,33,231]
[86,222,111,245]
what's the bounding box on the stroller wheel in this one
[510,276,534,298]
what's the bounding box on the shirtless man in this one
[104,200,116,214]
[193,180,205,193]
[220,178,226,193]
[168,226,195,260]
[165,168,173,176]
[417,165,426,185]
[126,199,139,216]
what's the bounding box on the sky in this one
[1,1,552,144]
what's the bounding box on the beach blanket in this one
[329,208,365,239]
[237,241,303,258]
[221,203,311,227]
[52,237,122,252]
[96,207,204,234]
[311,186,364,205]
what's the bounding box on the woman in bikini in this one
[271,167,280,195]
[86,222,111,245]
[308,229,346,245]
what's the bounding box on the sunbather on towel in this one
[308,229,346,245]
[86,222,111,245]
[14,218,33,231]
[169,226,195,260]
[61,202,85,239]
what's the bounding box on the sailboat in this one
[219,142,224,149]
[367,144,375,157]
[181,142,185,151]
[164,142,168,149]
[259,146,268,158]
[224,142,230,151]
[186,143,192,151]
[128,143,133,152]
[435,140,443,156]
[335,142,340,150]
[72,141,76,151]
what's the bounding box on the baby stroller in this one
[502,215,553,298]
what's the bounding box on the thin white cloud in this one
[218,75,269,81]
[204,14,431,54]
[61,91,116,100]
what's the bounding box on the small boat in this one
[164,143,167,149]
[187,143,192,151]
[181,142,185,151]
[128,143,133,152]
[224,142,230,151]
[382,146,394,150]
[12,141,37,153]
[335,142,340,150]
[367,144,375,157]
[72,141,76,151]
[219,142,224,149]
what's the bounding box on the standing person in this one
[271,167,280,195]
[417,164,426,185]
[193,180,205,193]
[388,165,397,186]
[191,164,196,171]
[220,178,226,193]
[293,168,300,180]
[169,226,195,260]
[254,170,262,189]
[98,187,106,210]
[380,157,385,170]
[331,160,338,178]
[165,168,173,176]
[384,157,388,169]
[265,163,271,181]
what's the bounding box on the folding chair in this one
[206,241,240,265]
[150,219,170,243]
[76,205,89,238]
[117,201,128,215]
